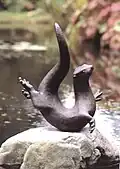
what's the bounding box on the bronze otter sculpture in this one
[18,23,102,132]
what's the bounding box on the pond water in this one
[0,41,120,149]
[62,91,120,148]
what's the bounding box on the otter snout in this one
[84,65,93,74]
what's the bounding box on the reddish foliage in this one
[97,6,111,22]
[111,2,120,12]
[70,0,120,100]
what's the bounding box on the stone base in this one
[0,127,119,169]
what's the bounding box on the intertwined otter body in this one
[19,23,102,132]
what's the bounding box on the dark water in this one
[0,44,120,148]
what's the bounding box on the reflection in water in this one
[0,51,120,148]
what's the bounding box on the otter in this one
[18,23,102,132]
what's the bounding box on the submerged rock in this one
[0,127,119,169]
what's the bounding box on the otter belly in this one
[42,111,92,132]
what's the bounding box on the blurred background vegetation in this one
[0,0,119,101]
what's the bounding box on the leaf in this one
[76,0,87,8]
[112,66,120,78]
[98,23,107,33]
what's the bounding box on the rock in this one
[0,127,119,169]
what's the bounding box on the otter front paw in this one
[89,118,95,133]
[18,77,33,99]
[94,90,103,102]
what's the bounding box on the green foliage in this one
[113,21,120,32]
[1,0,87,13]
[98,23,107,34]
[1,0,66,12]
[75,0,87,8]
[112,66,120,79]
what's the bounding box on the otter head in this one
[73,64,93,80]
